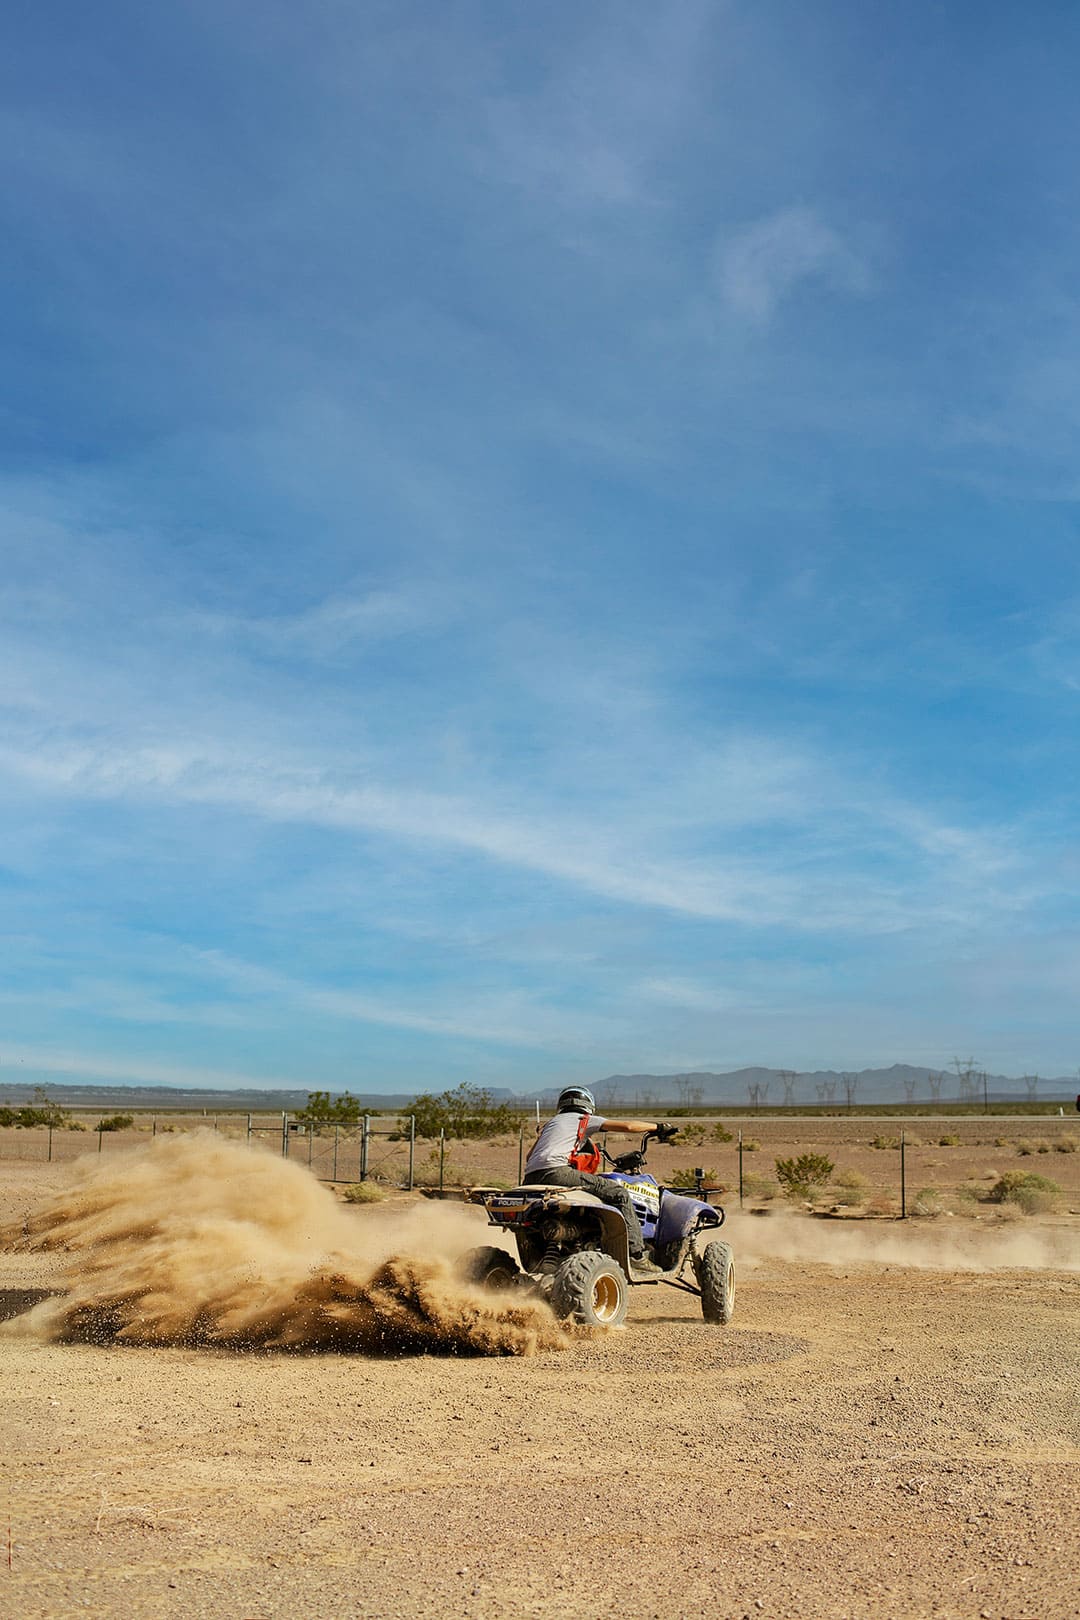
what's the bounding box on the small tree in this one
[295,1090,362,1128]
[407,1083,517,1140]
[16,1087,71,1130]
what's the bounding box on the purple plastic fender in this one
[656,1188,722,1248]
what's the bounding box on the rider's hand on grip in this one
[655,1122,678,1142]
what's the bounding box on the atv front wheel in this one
[551,1251,628,1327]
[695,1239,735,1324]
[460,1245,521,1292]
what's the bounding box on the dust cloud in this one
[0,1134,569,1356]
[726,1210,1080,1272]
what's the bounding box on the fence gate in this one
[246,1114,416,1189]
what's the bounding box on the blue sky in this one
[3,2,1080,1093]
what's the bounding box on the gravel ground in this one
[2,1159,1078,1620]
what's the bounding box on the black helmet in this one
[557,1086,596,1114]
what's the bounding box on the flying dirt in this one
[0,1134,571,1356]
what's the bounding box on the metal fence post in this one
[333,1125,339,1182]
[281,1112,288,1157]
[308,1125,314,1166]
[439,1128,445,1194]
[360,1115,369,1181]
[408,1116,415,1191]
[246,1113,251,1142]
[738,1130,743,1208]
[518,1125,524,1182]
[900,1129,906,1219]
[47,1124,53,1163]
[98,1123,103,1154]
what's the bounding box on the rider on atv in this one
[523,1087,678,1276]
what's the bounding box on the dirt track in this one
[2,1158,1078,1620]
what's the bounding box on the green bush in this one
[0,1106,14,1127]
[742,1137,760,1152]
[870,1134,900,1150]
[668,1166,720,1191]
[911,1187,944,1217]
[775,1153,834,1199]
[710,1122,734,1143]
[406,1083,518,1140]
[938,1134,961,1147]
[1016,1139,1035,1155]
[989,1171,1060,1215]
[97,1113,134,1133]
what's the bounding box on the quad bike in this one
[462,1130,735,1330]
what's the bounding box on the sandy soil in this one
[1,1153,1078,1620]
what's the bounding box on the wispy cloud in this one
[717,205,871,324]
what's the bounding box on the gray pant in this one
[522,1165,646,1258]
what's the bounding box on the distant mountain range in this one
[0,1064,1074,1111]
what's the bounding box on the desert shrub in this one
[1054,1134,1078,1153]
[341,1181,385,1204]
[742,1137,760,1152]
[994,1136,1011,1149]
[870,1134,900,1150]
[710,1122,734,1143]
[675,1124,707,1146]
[296,1090,362,1128]
[775,1153,834,1198]
[1035,1140,1051,1154]
[988,1171,1060,1215]
[742,1173,779,1200]
[407,1083,517,1140]
[832,1169,870,1207]
[668,1165,719,1191]
[938,1133,961,1147]
[1016,1139,1034,1156]
[0,1107,14,1127]
[7,1088,71,1130]
[952,1183,983,1204]
[911,1187,944,1217]
[97,1113,134,1133]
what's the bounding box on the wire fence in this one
[1,1115,1077,1213]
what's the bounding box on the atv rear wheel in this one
[460,1245,521,1292]
[550,1250,628,1327]
[695,1239,735,1324]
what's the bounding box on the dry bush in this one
[1054,1134,1078,1153]
[832,1168,870,1207]
[742,1137,761,1152]
[341,1181,386,1204]
[1016,1139,1034,1155]
[1035,1140,1052,1154]
[938,1133,961,1147]
[870,1134,901,1150]
[910,1187,944,1218]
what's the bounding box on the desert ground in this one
[1,1129,1078,1620]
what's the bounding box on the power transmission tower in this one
[842,1073,859,1113]
[780,1070,797,1107]
[927,1072,943,1103]
[902,1077,917,1104]
[1023,1074,1038,1104]
[952,1056,978,1106]
[747,1080,769,1112]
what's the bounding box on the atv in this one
[463,1129,735,1329]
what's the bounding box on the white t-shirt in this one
[524,1111,609,1175]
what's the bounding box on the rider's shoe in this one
[629,1254,662,1277]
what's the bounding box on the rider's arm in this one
[598,1119,659,1134]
